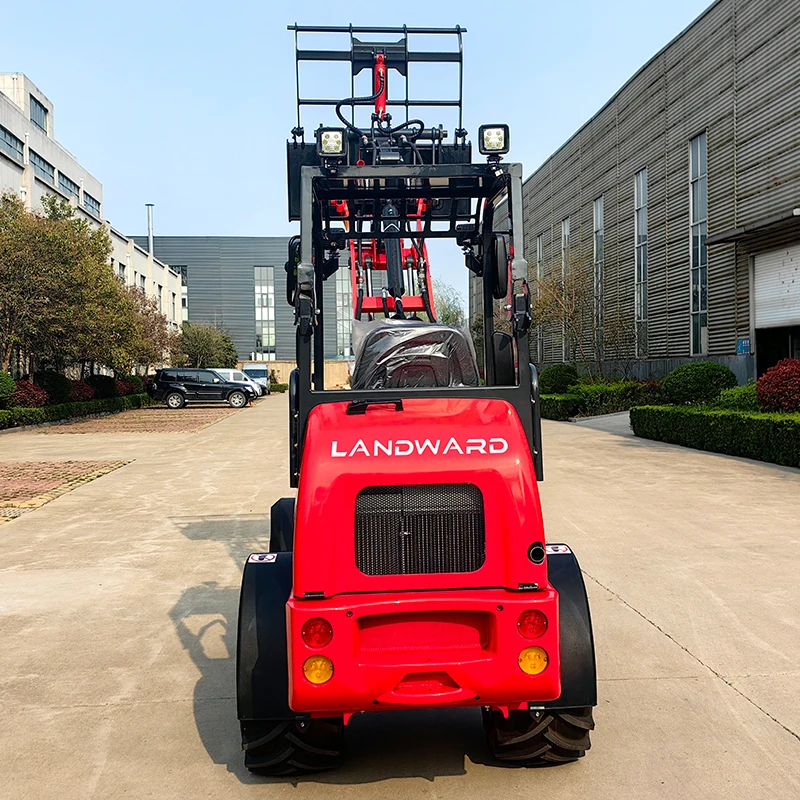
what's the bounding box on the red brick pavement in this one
[41,405,242,434]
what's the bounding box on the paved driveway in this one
[0,398,799,799]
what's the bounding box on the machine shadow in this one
[169,514,489,785]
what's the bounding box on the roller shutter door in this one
[754,243,800,328]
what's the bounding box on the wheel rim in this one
[231,393,245,407]
[167,394,182,408]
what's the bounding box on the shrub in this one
[270,383,289,393]
[0,371,15,408]
[115,379,137,396]
[69,380,96,402]
[540,393,582,421]
[10,380,49,407]
[127,375,144,394]
[539,364,579,394]
[572,380,662,415]
[33,371,73,405]
[715,384,758,411]
[630,405,800,468]
[85,374,118,399]
[0,393,152,430]
[661,361,738,405]
[757,358,800,412]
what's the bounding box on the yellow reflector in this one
[518,646,548,675]
[303,655,334,684]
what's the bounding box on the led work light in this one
[478,124,510,156]
[316,128,346,157]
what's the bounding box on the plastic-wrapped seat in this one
[351,320,480,390]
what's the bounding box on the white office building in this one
[0,73,181,329]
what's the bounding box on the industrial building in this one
[0,73,181,329]
[471,0,800,381]
[135,237,355,363]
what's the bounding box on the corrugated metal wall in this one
[133,236,340,362]
[516,0,800,376]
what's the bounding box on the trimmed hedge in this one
[570,380,661,415]
[757,358,800,412]
[0,393,151,431]
[34,371,73,404]
[661,361,737,404]
[0,371,15,408]
[10,380,49,407]
[270,383,289,393]
[630,405,800,468]
[539,364,579,394]
[540,393,582,421]
[85,374,118,399]
[714,384,758,411]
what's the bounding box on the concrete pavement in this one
[1,397,799,799]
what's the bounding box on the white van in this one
[213,369,266,397]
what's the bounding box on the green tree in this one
[432,279,466,328]
[176,323,238,368]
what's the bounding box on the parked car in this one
[147,368,257,409]
[241,365,273,394]
[213,368,266,397]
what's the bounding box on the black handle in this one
[346,398,404,415]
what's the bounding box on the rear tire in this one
[483,707,594,766]
[241,718,343,775]
[229,390,247,408]
[165,392,185,409]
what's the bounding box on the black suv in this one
[147,368,256,409]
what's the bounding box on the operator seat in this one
[351,320,480,390]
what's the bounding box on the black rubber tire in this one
[483,707,594,766]
[165,391,185,410]
[228,390,247,408]
[241,718,344,776]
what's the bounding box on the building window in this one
[58,172,80,200]
[139,274,146,293]
[83,193,101,217]
[635,169,648,324]
[254,266,276,360]
[0,125,24,164]
[30,150,55,185]
[536,234,544,364]
[593,197,604,350]
[561,217,570,361]
[175,266,189,321]
[30,95,48,133]
[156,284,163,314]
[171,292,176,320]
[335,267,353,358]
[117,261,125,281]
[690,132,708,355]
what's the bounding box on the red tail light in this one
[517,610,547,640]
[302,618,333,648]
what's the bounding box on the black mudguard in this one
[269,497,295,553]
[543,547,597,709]
[236,552,300,720]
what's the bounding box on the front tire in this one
[484,707,594,766]
[228,390,247,408]
[241,718,343,775]
[165,392,185,409]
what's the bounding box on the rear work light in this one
[303,655,334,684]
[518,646,548,676]
[478,123,510,155]
[302,618,333,648]
[517,610,548,640]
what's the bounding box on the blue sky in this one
[4,0,712,296]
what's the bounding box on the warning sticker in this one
[545,544,572,555]
[248,553,278,564]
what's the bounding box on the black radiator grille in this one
[355,484,485,576]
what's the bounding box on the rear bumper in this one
[287,589,560,714]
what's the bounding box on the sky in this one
[3,0,713,299]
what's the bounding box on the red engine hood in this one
[293,397,548,598]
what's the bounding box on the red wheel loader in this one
[236,24,596,775]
